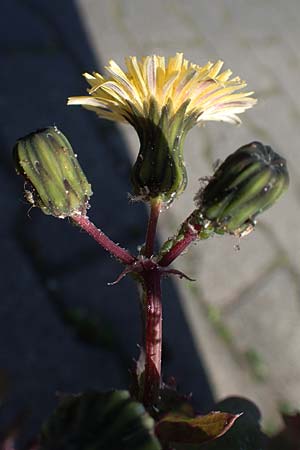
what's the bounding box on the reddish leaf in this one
[155,410,242,445]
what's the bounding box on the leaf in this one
[199,397,268,450]
[155,411,241,445]
[40,390,161,450]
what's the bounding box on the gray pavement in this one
[1,0,300,441]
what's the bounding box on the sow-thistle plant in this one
[12,54,289,450]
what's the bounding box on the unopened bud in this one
[13,127,92,218]
[197,141,289,234]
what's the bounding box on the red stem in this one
[142,268,162,406]
[159,223,202,267]
[71,214,135,265]
[144,199,161,257]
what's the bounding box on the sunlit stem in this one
[144,198,162,257]
[142,268,162,406]
[71,213,135,265]
[159,222,202,267]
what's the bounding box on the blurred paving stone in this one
[0,167,22,236]
[256,171,300,272]
[0,237,124,438]
[185,227,280,309]
[173,275,284,427]
[224,268,300,411]
[55,257,142,359]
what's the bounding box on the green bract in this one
[197,141,289,234]
[131,98,197,205]
[13,127,92,218]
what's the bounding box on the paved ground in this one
[1,0,300,441]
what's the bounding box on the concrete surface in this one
[1,0,300,441]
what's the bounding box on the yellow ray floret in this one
[68,53,256,125]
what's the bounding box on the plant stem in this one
[71,214,135,265]
[144,198,161,257]
[159,222,202,267]
[142,268,162,406]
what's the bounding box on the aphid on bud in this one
[24,183,36,206]
[232,219,256,238]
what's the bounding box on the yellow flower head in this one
[68,54,256,204]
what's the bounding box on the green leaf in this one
[156,410,241,445]
[40,390,161,450]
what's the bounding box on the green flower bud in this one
[131,98,196,205]
[13,127,92,218]
[197,141,289,235]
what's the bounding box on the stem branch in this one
[159,222,202,267]
[72,214,135,265]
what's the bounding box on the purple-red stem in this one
[144,199,161,258]
[142,268,162,406]
[159,223,202,267]
[71,214,135,265]
[72,210,199,408]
